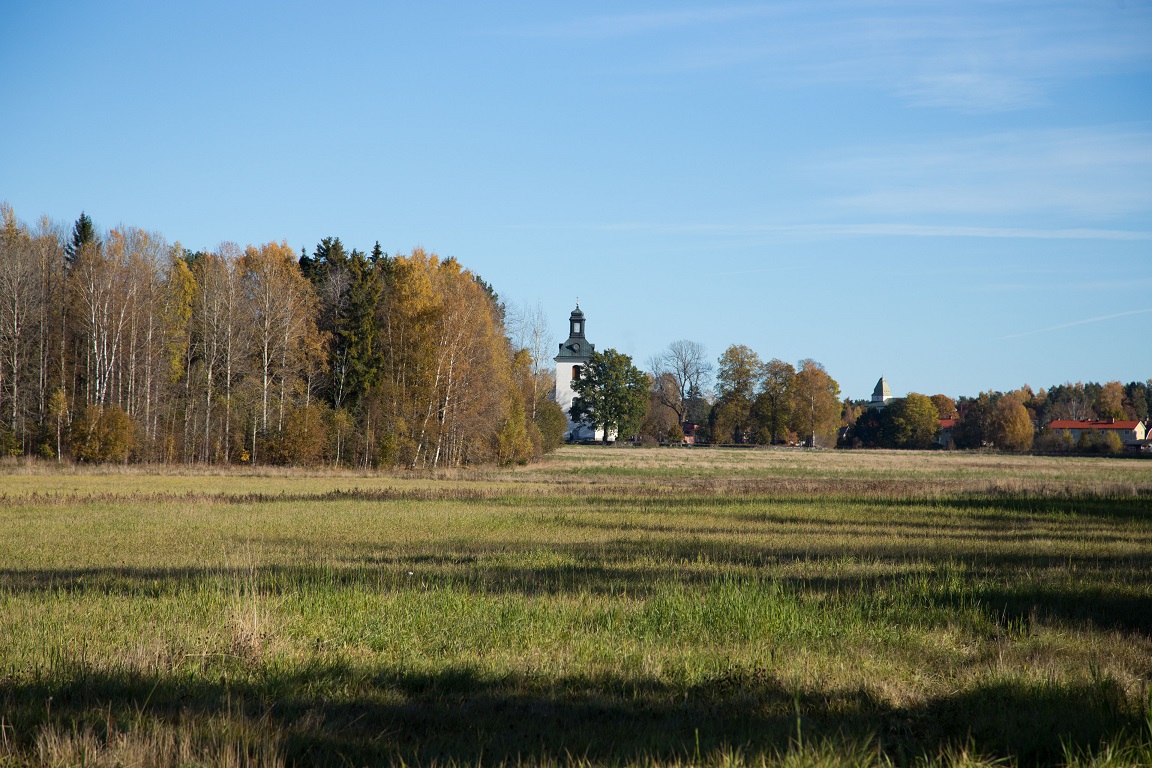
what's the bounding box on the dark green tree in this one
[683,385,710,426]
[954,392,995,449]
[472,274,505,322]
[370,241,387,265]
[570,348,649,443]
[846,407,883,448]
[182,248,209,272]
[64,211,98,264]
[303,238,384,411]
[1125,381,1149,421]
[339,249,384,409]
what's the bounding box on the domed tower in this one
[554,303,601,440]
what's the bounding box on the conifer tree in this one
[570,348,649,443]
[64,212,98,265]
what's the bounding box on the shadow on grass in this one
[1,663,1143,766]
[5,490,1152,634]
[4,543,1152,637]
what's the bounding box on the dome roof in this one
[555,302,594,361]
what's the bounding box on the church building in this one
[554,303,605,441]
[870,377,893,409]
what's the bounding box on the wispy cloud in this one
[504,220,1152,241]
[740,223,1152,241]
[999,309,1152,340]
[897,73,1044,112]
[820,127,1152,222]
[490,5,791,39]
[710,264,810,276]
[491,1,1152,112]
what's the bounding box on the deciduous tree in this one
[640,372,683,443]
[930,394,958,419]
[789,359,841,448]
[508,301,555,422]
[753,358,795,444]
[1046,383,1095,422]
[1094,381,1125,419]
[48,386,68,460]
[649,340,712,426]
[378,249,510,467]
[884,392,939,449]
[990,393,1033,452]
[71,403,135,463]
[240,241,319,446]
[0,205,38,446]
[71,226,140,409]
[712,344,762,443]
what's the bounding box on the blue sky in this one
[3,1,1150,400]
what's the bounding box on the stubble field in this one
[0,447,1150,766]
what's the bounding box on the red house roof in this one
[938,418,957,429]
[1047,419,1140,431]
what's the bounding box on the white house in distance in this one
[553,303,604,441]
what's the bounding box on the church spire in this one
[568,303,585,339]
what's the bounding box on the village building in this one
[554,303,605,442]
[1046,418,1147,446]
[936,418,958,449]
[869,376,893,409]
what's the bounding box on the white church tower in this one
[554,303,603,441]
[870,376,893,409]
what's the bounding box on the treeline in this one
[641,342,843,447]
[634,339,1150,454]
[844,381,1152,453]
[0,204,565,466]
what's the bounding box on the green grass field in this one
[1,447,1150,767]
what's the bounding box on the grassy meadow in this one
[0,447,1150,767]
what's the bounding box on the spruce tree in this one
[64,212,98,264]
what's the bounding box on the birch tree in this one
[240,241,318,455]
[72,227,138,408]
[0,206,38,445]
[508,301,554,420]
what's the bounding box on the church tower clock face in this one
[554,302,601,442]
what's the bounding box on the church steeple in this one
[871,376,892,406]
[554,302,601,441]
[568,303,586,339]
[556,303,593,361]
